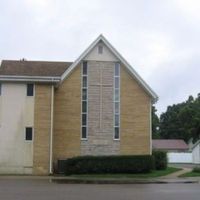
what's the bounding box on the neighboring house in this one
[192,140,200,164]
[153,139,192,163]
[152,139,189,152]
[0,35,158,175]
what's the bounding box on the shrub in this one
[65,155,155,175]
[152,150,167,170]
[192,167,200,173]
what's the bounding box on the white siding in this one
[192,144,200,164]
[0,83,34,174]
[167,152,192,163]
[85,42,119,62]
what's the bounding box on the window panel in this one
[82,114,87,126]
[27,84,34,96]
[115,77,119,89]
[82,89,87,100]
[115,102,119,114]
[82,101,87,113]
[25,127,32,141]
[115,63,120,76]
[82,127,87,139]
[115,89,119,101]
[98,45,103,54]
[114,127,119,139]
[83,76,87,88]
[83,62,87,75]
[115,114,119,127]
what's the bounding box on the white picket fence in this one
[167,152,192,163]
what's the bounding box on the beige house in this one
[0,35,158,175]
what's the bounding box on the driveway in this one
[0,179,200,200]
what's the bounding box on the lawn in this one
[180,172,200,177]
[68,167,181,179]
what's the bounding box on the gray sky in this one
[0,0,199,115]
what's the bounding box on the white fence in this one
[167,152,192,163]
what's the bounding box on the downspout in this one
[49,85,54,174]
[150,101,152,155]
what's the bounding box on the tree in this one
[159,94,200,143]
[152,105,160,139]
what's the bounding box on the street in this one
[0,179,200,200]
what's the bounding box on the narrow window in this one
[98,45,103,54]
[27,84,34,96]
[114,62,120,140]
[25,127,33,141]
[81,61,88,139]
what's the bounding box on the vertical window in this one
[25,127,33,141]
[98,45,103,54]
[114,63,120,140]
[27,84,34,96]
[81,61,88,139]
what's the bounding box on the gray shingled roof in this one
[152,139,189,150]
[0,60,72,77]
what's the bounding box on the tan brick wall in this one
[33,84,52,175]
[53,65,81,162]
[120,65,151,155]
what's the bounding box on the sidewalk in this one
[160,167,192,179]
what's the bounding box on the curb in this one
[0,176,198,184]
[51,178,198,184]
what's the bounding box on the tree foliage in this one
[152,106,160,139]
[159,93,200,143]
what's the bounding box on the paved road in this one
[0,179,200,200]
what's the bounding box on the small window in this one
[82,101,87,113]
[114,127,119,139]
[82,114,87,126]
[115,77,120,89]
[25,127,33,141]
[27,84,34,96]
[82,89,87,100]
[98,45,103,54]
[82,127,87,139]
[83,62,87,75]
[115,63,120,76]
[82,77,87,88]
[0,83,1,96]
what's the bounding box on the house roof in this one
[61,34,158,102]
[152,139,189,150]
[0,60,72,77]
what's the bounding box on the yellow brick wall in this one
[53,66,81,162]
[120,65,151,155]
[33,84,52,175]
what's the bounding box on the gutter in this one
[49,85,54,174]
[0,75,61,83]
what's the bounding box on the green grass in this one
[67,167,181,179]
[180,172,200,177]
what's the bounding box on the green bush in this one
[65,155,155,175]
[192,167,200,173]
[152,150,167,170]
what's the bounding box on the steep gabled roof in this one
[61,34,158,102]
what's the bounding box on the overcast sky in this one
[0,0,199,115]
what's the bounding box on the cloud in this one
[0,0,199,115]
